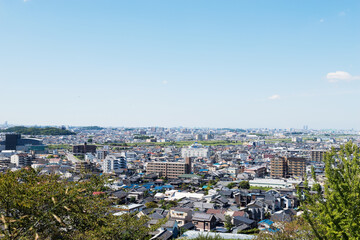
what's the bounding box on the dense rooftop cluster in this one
[0,126,359,239]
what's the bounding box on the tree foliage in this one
[300,142,360,239]
[0,169,162,239]
[145,202,158,209]
[227,182,236,189]
[224,215,234,232]
[255,217,314,240]
[239,180,250,189]
[1,126,75,135]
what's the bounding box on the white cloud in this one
[268,94,281,100]
[339,11,346,16]
[162,80,168,85]
[326,71,360,83]
[320,19,324,23]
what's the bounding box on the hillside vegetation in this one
[1,126,76,136]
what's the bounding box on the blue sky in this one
[0,0,359,129]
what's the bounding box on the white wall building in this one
[103,155,127,173]
[10,154,32,167]
[181,143,209,158]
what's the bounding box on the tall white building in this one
[103,155,127,173]
[10,153,32,167]
[181,143,209,158]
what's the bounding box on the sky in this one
[0,0,359,129]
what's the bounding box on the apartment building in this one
[270,156,306,178]
[146,158,191,179]
[73,142,97,155]
[75,161,96,173]
[103,155,127,173]
[311,150,327,162]
[270,157,287,178]
[10,153,32,167]
[181,143,209,158]
[244,166,266,178]
[287,157,306,177]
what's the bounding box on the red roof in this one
[92,192,105,195]
[206,209,226,214]
[232,211,246,217]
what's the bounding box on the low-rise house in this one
[113,204,144,214]
[206,209,227,215]
[160,220,179,238]
[258,219,280,233]
[127,191,144,201]
[235,191,252,207]
[193,202,214,212]
[192,213,217,232]
[218,190,234,198]
[150,229,173,240]
[270,209,296,222]
[231,211,249,218]
[162,190,204,201]
[233,216,256,229]
[169,207,193,226]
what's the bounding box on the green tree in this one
[0,169,162,240]
[239,180,250,189]
[227,182,236,189]
[254,217,314,240]
[224,215,234,232]
[75,213,166,240]
[300,142,360,239]
[145,202,158,209]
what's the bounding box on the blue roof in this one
[142,183,154,189]
[199,169,208,172]
[154,185,174,190]
[259,219,274,225]
[214,163,220,165]
[202,185,208,189]
[123,184,139,189]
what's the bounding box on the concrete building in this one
[96,150,108,160]
[287,157,306,178]
[0,134,43,151]
[311,150,327,162]
[291,137,302,143]
[72,142,97,155]
[103,155,127,173]
[75,161,96,173]
[270,157,287,178]
[271,156,306,178]
[10,153,32,167]
[181,143,209,158]
[146,157,191,179]
[244,166,266,178]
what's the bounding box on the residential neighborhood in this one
[0,125,358,239]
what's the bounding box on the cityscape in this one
[1,0,359,239]
[0,123,359,239]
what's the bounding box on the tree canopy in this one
[300,141,360,240]
[1,126,76,136]
[0,169,162,240]
[239,180,250,189]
